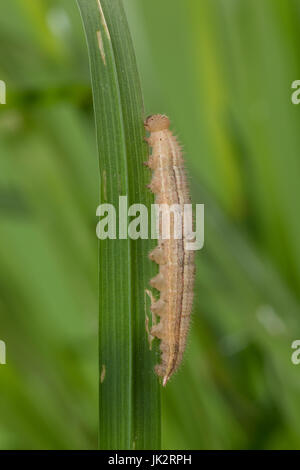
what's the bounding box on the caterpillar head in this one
[144,114,170,132]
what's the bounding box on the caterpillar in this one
[144,114,195,386]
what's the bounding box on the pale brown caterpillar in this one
[144,114,195,386]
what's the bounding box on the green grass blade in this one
[77,0,160,450]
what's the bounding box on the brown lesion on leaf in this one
[96,30,106,65]
[145,289,157,350]
[102,169,107,201]
[97,0,111,40]
[100,364,106,383]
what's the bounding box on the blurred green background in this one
[0,0,300,449]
